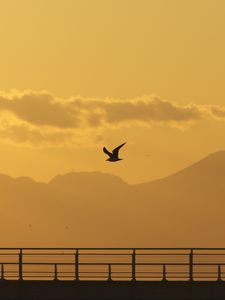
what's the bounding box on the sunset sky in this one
[0,0,225,183]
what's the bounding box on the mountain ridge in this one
[2,150,225,186]
[0,150,224,248]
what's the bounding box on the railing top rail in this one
[1,247,225,251]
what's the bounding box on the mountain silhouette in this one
[1,151,225,247]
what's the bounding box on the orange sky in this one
[0,0,225,183]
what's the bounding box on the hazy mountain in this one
[0,151,225,247]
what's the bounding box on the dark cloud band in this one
[0,90,222,147]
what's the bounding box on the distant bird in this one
[103,143,126,162]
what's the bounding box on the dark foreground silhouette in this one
[0,248,224,300]
[0,280,224,300]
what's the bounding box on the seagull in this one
[103,143,126,162]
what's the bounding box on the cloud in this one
[0,90,224,147]
[0,91,82,128]
[210,106,225,120]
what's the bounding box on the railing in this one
[0,248,224,281]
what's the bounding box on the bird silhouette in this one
[103,143,126,162]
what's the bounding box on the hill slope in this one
[0,151,225,247]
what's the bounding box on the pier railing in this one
[0,248,224,281]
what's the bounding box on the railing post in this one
[19,249,23,280]
[189,249,193,281]
[75,249,79,281]
[162,264,167,281]
[132,249,136,281]
[108,264,112,281]
[54,264,58,280]
[218,265,222,281]
[1,264,4,280]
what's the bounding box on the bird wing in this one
[112,142,126,157]
[103,147,112,157]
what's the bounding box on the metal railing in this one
[0,248,224,281]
